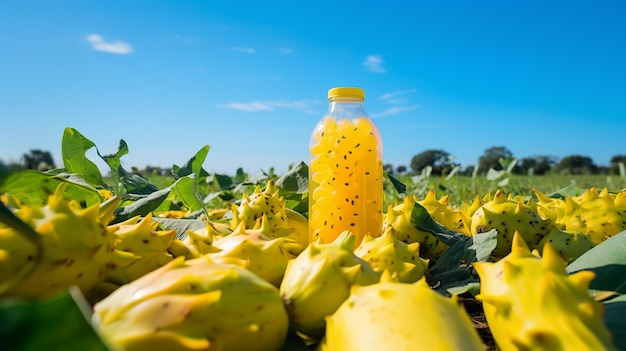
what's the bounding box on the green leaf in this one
[112,187,171,223]
[172,145,210,180]
[118,167,159,196]
[153,217,211,240]
[385,171,407,194]
[97,139,129,175]
[428,230,497,296]
[61,128,104,187]
[171,176,205,212]
[276,161,309,194]
[0,171,101,207]
[409,201,466,247]
[566,230,626,294]
[602,294,626,351]
[0,287,108,351]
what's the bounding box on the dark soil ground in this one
[460,296,497,350]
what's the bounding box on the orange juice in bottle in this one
[309,87,383,248]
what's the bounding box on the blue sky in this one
[1,1,625,175]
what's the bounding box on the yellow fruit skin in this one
[279,231,379,340]
[319,276,484,351]
[473,232,618,351]
[0,185,135,298]
[383,196,448,260]
[93,256,289,351]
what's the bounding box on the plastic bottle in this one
[308,87,383,248]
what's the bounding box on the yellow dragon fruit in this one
[471,189,552,260]
[536,226,595,264]
[232,179,308,253]
[109,213,177,283]
[354,231,429,283]
[473,232,618,351]
[382,195,449,260]
[93,255,289,351]
[175,221,232,259]
[534,187,626,245]
[0,184,136,298]
[279,231,380,340]
[418,190,471,235]
[319,273,485,351]
[208,215,299,287]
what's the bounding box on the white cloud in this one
[379,89,417,103]
[279,48,293,54]
[363,54,386,73]
[86,34,133,54]
[221,99,320,114]
[370,105,420,118]
[231,47,256,54]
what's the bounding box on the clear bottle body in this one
[308,88,383,248]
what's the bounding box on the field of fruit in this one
[1,127,625,350]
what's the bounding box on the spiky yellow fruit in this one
[110,213,176,283]
[382,196,449,260]
[319,274,484,351]
[279,231,380,340]
[93,256,289,351]
[471,189,551,259]
[473,232,618,351]
[418,190,471,235]
[0,184,136,298]
[354,231,429,283]
[209,215,299,287]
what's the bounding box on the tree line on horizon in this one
[2,147,626,178]
[385,146,626,177]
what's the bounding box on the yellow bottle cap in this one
[328,87,365,101]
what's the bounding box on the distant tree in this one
[462,165,476,176]
[478,146,514,173]
[384,163,394,175]
[396,165,407,174]
[554,155,598,175]
[21,149,55,171]
[410,149,458,175]
[610,155,626,175]
[519,155,559,175]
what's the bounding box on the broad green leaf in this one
[547,184,584,198]
[153,217,211,241]
[118,167,159,196]
[172,145,210,180]
[112,187,171,223]
[276,161,308,194]
[603,294,626,351]
[566,230,626,294]
[410,201,467,247]
[0,171,100,207]
[172,176,205,212]
[0,287,108,351]
[97,139,129,174]
[61,128,104,187]
[208,173,235,190]
[428,230,497,296]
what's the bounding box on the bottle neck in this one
[327,98,367,119]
